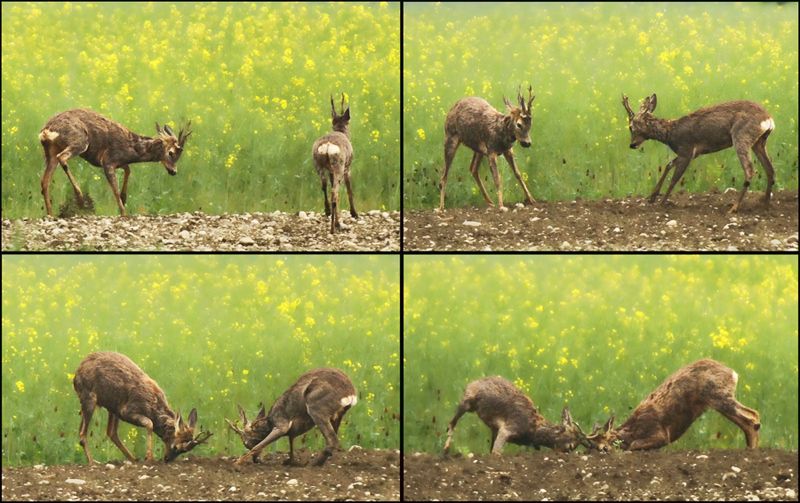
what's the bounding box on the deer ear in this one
[342,107,350,121]
[604,413,615,432]
[187,408,198,428]
[503,95,514,111]
[647,94,657,113]
[164,124,176,138]
[561,406,573,426]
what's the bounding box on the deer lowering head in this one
[443,376,582,455]
[38,109,192,217]
[439,85,537,210]
[73,351,212,463]
[312,94,357,234]
[621,93,775,213]
[580,359,760,452]
[228,367,357,467]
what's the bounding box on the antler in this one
[178,120,192,147]
[516,85,535,115]
[622,94,635,119]
[340,93,346,114]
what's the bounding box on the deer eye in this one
[516,122,522,129]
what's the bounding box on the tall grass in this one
[403,255,798,454]
[1,255,400,466]
[404,2,798,209]
[2,2,400,218]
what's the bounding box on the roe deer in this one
[227,367,357,466]
[39,109,191,217]
[581,359,760,451]
[312,94,357,234]
[73,351,211,463]
[443,376,582,455]
[439,86,537,211]
[622,94,775,213]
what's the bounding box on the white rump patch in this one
[760,118,775,132]
[318,143,340,156]
[732,370,738,385]
[341,394,357,407]
[39,129,59,142]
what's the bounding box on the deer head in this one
[226,403,270,450]
[503,85,535,147]
[329,94,351,134]
[155,121,192,175]
[163,408,213,462]
[622,93,658,149]
[576,413,618,452]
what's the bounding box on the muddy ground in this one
[404,449,798,501]
[403,189,798,251]
[1,210,400,251]
[1,448,400,501]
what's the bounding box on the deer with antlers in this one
[39,108,191,217]
[439,86,537,211]
[73,351,211,463]
[580,359,760,452]
[443,376,583,455]
[313,94,357,234]
[622,94,775,213]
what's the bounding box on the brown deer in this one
[72,351,211,463]
[226,367,357,466]
[439,86,537,211]
[443,376,583,455]
[312,94,357,234]
[581,359,760,451]
[622,94,775,213]
[39,108,191,217]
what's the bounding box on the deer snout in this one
[519,139,532,148]
[161,161,178,176]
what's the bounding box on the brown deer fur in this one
[312,95,357,234]
[583,359,760,451]
[39,109,191,217]
[443,376,582,455]
[228,367,357,467]
[622,94,775,213]
[72,351,211,463]
[439,86,537,210]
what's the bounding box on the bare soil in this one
[404,449,798,501]
[1,449,400,501]
[1,210,400,251]
[403,189,798,251]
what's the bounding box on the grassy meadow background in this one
[404,2,799,209]
[1,255,400,466]
[404,255,798,454]
[2,2,399,218]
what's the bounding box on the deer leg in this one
[77,394,97,464]
[106,412,138,462]
[730,146,756,213]
[283,435,305,466]
[119,166,131,206]
[40,147,62,217]
[439,135,460,210]
[468,152,495,206]
[487,155,504,207]
[443,402,469,455]
[234,422,292,466]
[647,157,677,203]
[319,169,332,216]
[502,150,536,205]
[103,166,128,216]
[658,155,692,206]
[626,429,670,451]
[711,398,761,449]
[490,429,498,453]
[492,426,512,454]
[752,136,775,208]
[344,169,358,219]
[330,173,342,234]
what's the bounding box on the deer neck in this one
[644,116,674,145]
[152,412,176,442]
[121,135,169,164]
[332,125,350,139]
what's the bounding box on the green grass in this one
[404,255,798,454]
[1,255,400,466]
[2,2,400,218]
[404,3,799,209]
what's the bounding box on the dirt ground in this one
[403,189,798,251]
[1,209,400,251]
[1,448,400,501]
[404,449,798,501]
